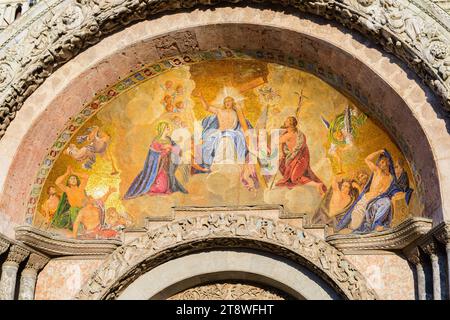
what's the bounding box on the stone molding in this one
[0,0,450,139]
[325,217,432,254]
[15,225,122,257]
[76,213,378,300]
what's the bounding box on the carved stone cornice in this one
[325,217,432,254]
[5,245,29,265]
[76,213,378,300]
[1,0,450,139]
[15,225,122,257]
[23,253,49,272]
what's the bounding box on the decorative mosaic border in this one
[25,48,424,224]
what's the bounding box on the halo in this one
[212,86,246,107]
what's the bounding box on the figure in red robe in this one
[276,116,326,195]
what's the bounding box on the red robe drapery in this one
[276,133,326,192]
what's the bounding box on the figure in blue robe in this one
[124,122,187,200]
[335,149,403,234]
[196,114,252,172]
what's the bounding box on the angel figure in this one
[320,106,367,173]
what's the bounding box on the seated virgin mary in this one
[124,122,187,199]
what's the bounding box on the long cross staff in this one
[268,81,308,190]
[236,77,268,188]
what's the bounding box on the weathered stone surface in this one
[0,0,450,141]
[168,281,289,300]
[76,214,378,300]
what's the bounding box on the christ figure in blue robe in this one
[194,93,252,171]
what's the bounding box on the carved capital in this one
[24,253,49,272]
[0,237,10,255]
[433,222,450,246]
[404,246,423,265]
[5,245,29,265]
[420,237,439,257]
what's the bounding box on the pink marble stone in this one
[346,254,415,300]
[35,259,103,300]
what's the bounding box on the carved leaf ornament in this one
[0,0,450,139]
[76,214,378,300]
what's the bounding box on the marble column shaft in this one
[0,261,20,300]
[415,262,426,300]
[18,253,48,300]
[0,245,29,300]
[430,253,441,300]
[18,268,38,300]
[446,244,450,300]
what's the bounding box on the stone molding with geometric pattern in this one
[15,225,122,257]
[76,214,379,300]
[1,0,450,139]
[325,217,433,254]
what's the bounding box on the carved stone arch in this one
[1,0,450,140]
[76,214,378,300]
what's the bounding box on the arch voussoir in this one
[76,214,378,300]
[1,0,450,139]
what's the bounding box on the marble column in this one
[446,243,450,300]
[416,262,427,300]
[434,224,450,300]
[405,247,427,300]
[18,253,49,300]
[422,239,443,300]
[0,245,29,300]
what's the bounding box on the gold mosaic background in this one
[34,59,422,238]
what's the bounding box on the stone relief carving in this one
[24,253,49,272]
[5,245,29,265]
[76,214,378,300]
[432,221,450,245]
[153,31,199,59]
[168,282,289,300]
[0,0,449,139]
[419,237,439,255]
[0,237,9,255]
